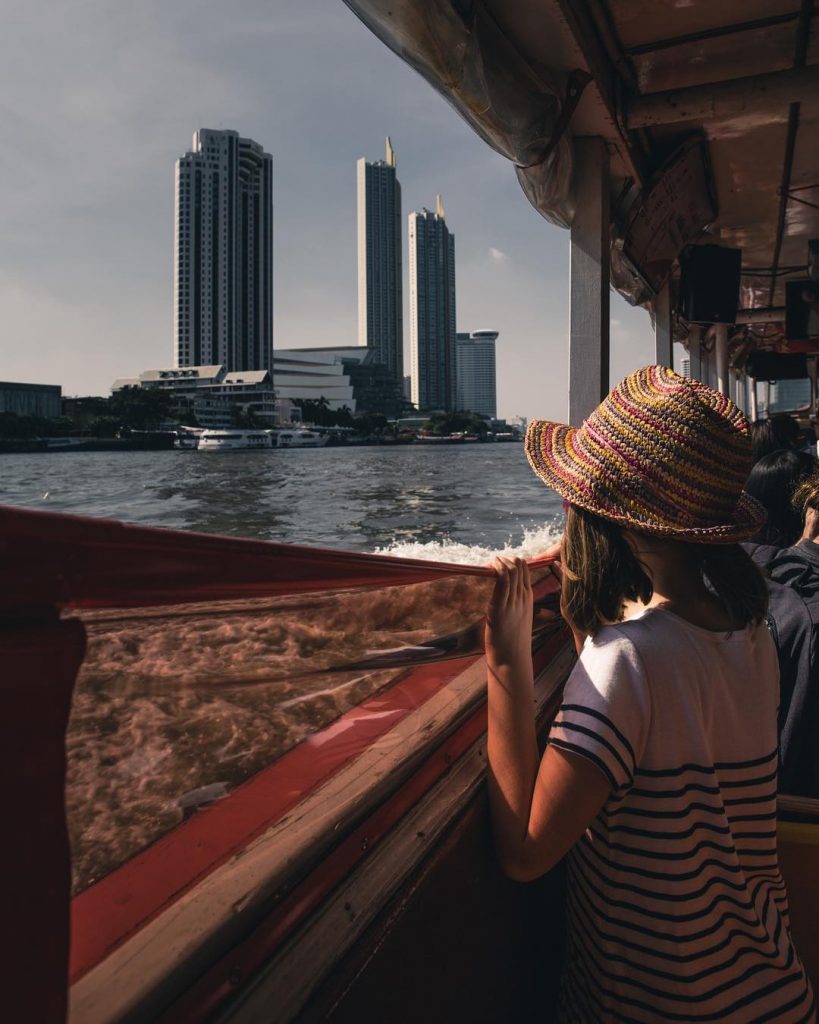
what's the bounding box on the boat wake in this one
[375,522,562,565]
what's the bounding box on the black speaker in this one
[785,279,819,341]
[679,246,742,325]
[746,351,807,381]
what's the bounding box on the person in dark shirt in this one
[767,477,819,794]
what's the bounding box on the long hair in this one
[751,415,801,462]
[745,449,817,548]
[560,505,768,636]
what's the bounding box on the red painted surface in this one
[1,614,86,1023]
[1,504,491,610]
[159,702,494,1021]
[69,654,481,980]
[159,628,568,1022]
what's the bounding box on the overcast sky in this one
[0,0,655,421]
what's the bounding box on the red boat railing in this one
[0,505,567,1022]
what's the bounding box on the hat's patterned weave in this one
[525,365,766,542]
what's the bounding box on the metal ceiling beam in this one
[736,308,785,324]
[768,0,814,307]
[627,64,819,128]
[550,0,648,179]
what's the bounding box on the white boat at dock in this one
[197,429,273,451]
[271,428,329,449]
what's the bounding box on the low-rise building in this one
[112,366,278,428]
[274,347,404,418]
[0,381,62,419]
[114,347,404,426]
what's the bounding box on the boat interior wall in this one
[778,795,819,988]
[1,614,86,1024]
[296,798,566,1024]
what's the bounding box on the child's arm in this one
[485,558,609,881]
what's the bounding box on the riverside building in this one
[455,330,499,418]
[174,129,273,374]
[0,381,62,419]
[409,197,457,412]
[357,138,403,382]
[115,348,403,427]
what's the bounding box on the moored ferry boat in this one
[197,429,274,451]
[273,428,329,449]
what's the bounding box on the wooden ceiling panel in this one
[607,0,800,51]
[631,22,798,93]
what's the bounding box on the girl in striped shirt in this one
[486,366,815,1022]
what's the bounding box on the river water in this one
[0,443,564,560]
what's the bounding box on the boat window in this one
[64,556,563,994]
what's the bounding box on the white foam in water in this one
[376,522,563,566]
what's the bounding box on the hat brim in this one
[525,418,767,544]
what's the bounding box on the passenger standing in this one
[744,449,817,560]
[768,475,819,795]
[486,366,815,1021]
[742,453,819,795]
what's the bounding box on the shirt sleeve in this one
[548,630,652,793]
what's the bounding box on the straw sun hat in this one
[525,365,766,543]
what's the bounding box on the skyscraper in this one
[409,196,456,411]
[174,129,273,372]
[456,330,499,418]
[357,138,403,381]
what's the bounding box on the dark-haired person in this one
[744,448,818,562]
[742,452,819,795]
[485,367,814,1021]
[752,414,802,463]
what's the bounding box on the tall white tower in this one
[357,138,403,381]
[174,129,273,372]
[409,197,457,411]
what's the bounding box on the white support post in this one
[569,137,610,426]
[735,372,745,412]
[654,281,673,367]
[715,324,729,397]
[687,325,702,380]
[749,378,758,421]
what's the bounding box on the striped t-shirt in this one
[549,606,815,1023]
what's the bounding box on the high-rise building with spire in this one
[409,196,457,411]
[174,129,273,372]
[357,138,403,381]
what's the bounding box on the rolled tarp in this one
[341,0,578,227]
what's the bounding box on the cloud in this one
[488,246,510,263]
[611,319,631,345]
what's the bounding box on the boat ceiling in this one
[345,0,819,355]
[487,0,818,322]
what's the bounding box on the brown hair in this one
[560,505,768,636]
[792,471,819,518]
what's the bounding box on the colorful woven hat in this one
[525,365,766,542]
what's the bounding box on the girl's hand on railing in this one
[485,557,534,672]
